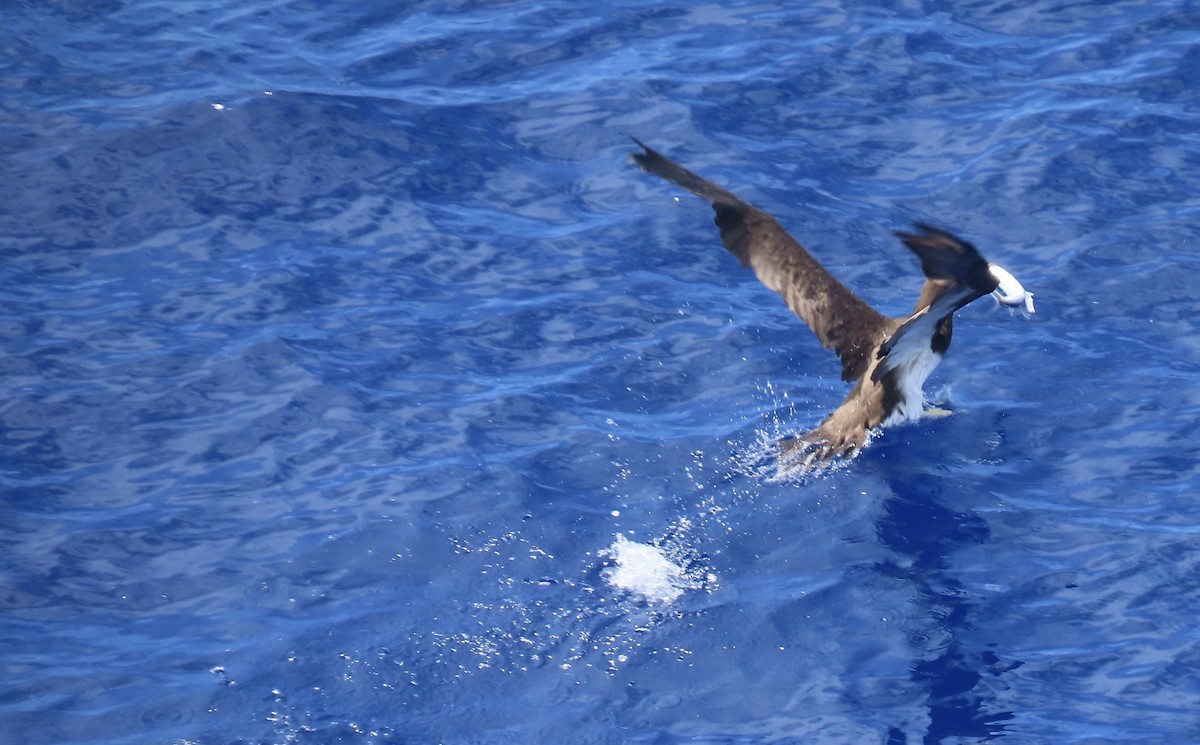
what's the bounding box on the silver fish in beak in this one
[989,263,1035,314]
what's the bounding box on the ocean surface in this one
[5,1,1200,743]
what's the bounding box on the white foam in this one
[602,535,686,603]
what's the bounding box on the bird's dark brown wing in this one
[873,223,1001,369]
[894,223,998,314]
[631,139,892,382]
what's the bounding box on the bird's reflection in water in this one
[872,461,1022,744]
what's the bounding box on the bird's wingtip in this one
[627,136,656,169]
[897,222,949,239]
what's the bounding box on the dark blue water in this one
[5,1,1200,743]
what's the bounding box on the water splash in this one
[601,534,706,604]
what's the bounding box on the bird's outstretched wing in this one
[895,223,998,313]
[874,224,1000,373]
[631,139,892,382]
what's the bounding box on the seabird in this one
[630,139,1031,469]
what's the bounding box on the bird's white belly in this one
[882,347,943,426]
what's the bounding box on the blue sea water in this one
[4,0,1200,742]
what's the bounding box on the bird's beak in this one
[989,263,1035,314]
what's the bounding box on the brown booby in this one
[631,139,1031,469]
